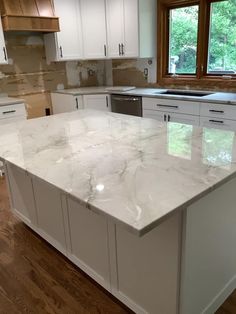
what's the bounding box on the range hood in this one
[0,0,60,32]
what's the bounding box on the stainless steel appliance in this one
[111,94,142,117]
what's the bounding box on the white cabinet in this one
[122,0,139,58]
[83,94,111,111]
[106,0,156,58]
[143,97,200,126]
[44,0,83,62]
[67,198,110,289]
[0,18,8,64]
[5,163,37,226]
[143,109,200,126]
[51,93,111,114]
[32,177,68,255]
[51,93,83,114]
[200,116,236,131]
[80,0,107,59]
[106,0,124,58]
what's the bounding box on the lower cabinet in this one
[110,212,181,314]
[143,109,200,126]
[83,94,111,111]
[32,177,68,255]
[200,116,236,131]
[51,93,111,114]
[51,93,83,114]
[66,198,110,290]
[5,163,37,226]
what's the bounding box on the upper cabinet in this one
[44,0,83,62]
[0,18,8,64]
[80,0,107,59]
[106,0,139,58]
[44,0,156,62]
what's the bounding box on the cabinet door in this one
[5,163,37,226]
[54,0,83,60]
[143,109,166,122]
[83,94,111,111]
[168,112,199,126]
[106,0,124,58]
[123,0,139,58]
[80,0,107,59]
[51,93,83,114]
[32,177,67,255]
[0,18,8,64]
[67,198,110,290]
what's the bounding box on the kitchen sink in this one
[156,90,214,97]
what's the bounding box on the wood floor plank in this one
[1,176,236,313]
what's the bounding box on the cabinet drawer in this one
[200,103,236,120]
[143,97,200,115]
[0,103,26,120]
[200,116,236,131]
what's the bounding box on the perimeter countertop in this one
[0,97,25,106]
[53,86,236,105]
[1,110,236,235]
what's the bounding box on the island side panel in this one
[180,177,236,314]
[5,162,38,227]
[109,211,182,314]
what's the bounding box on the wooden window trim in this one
[157,0,236,89]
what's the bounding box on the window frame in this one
[157,0,236,87]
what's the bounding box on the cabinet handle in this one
[119,44,121,56]
[106,96,109,108]
[75,98,79,110]
[209,119,224,124]
[164,114,166,122]
[2,110,16,114]
[121,43,124,56]
[209,109,224,114]
[3,47,7,61]
[168,115,170,122]
[59,46,63,58]
[104,44,107,57]
[157,104,179,109]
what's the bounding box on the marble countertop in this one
[1,110,236,236]
[0,97,25,106]
[53,86,236,105]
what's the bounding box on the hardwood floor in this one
[0,176,235,314]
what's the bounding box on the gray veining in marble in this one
[1,110,236,235]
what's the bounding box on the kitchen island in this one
[0,110,236,314]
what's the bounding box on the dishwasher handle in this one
[112,96,140,102]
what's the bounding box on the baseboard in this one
[203,275,236,314]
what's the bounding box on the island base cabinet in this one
[32,178,68,256]
[5,163,37,227]
[109,212,182,314]
[66,198,111,290]
[180,177,236,314]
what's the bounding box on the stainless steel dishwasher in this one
[111,94,142,117]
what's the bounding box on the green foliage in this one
[169,0,236,74]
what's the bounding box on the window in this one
[158,0,236,85]
[169,5,199,75]
[208,1,236,74]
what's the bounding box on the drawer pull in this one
[209,119,224,124]
[2,110,16,114]
[209,109,224,114]
[157,104,179,109]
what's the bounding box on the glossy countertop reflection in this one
[0,110,236,235]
